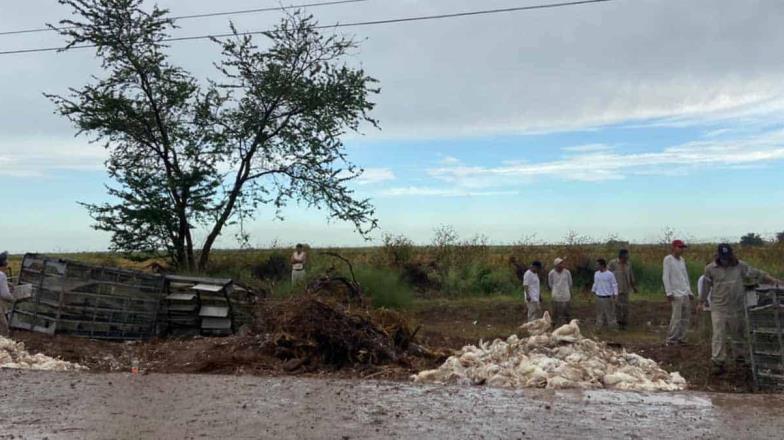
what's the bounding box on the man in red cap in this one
[663,240,693,345]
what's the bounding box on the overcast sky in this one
[2,0,784,252]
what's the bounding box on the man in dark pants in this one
[609,249,638,330]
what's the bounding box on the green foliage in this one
[47,0,379,270]
[354,267,413,309]
[379,234,414,267]
[741,232,766,247]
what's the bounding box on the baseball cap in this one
[672,240,688,248]
[553,257,565,266]
[717,243,733,257]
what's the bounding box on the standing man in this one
[699,244,782,375]
[523,261,543,322]
[663,239,693,346]
[548,257,573,326]
[592,258,619,329]
[0,252,14,337]
[290,244,308,286]
[609,249,638,330]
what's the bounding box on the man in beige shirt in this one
[608,249,638,330]
[547,257,573,326]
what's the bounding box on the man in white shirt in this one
[0,252,14,337]
[523,261,543,322]
[290,244,308,286]
[663,240,693,346]
[592,258,619,329]
[547,257,572,326]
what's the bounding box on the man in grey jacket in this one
[699,244,781,375]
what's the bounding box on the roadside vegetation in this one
[10,228,783,311]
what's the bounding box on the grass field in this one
[7,240,783,308]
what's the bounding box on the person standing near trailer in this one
[0,252,14,337]
[609,249,638,330]
[290,244,308,286]
[592,258,619,330]
[699,244,782,375]
[523,261,543,322]
[548,257,573,326]
[663,240,693,346]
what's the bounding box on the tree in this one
[740,232,766,247]
[776,231,784,243]
[47,0,379,270]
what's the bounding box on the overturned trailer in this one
[9,254,256,340]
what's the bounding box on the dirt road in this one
[1,371,783,439]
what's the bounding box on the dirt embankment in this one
[10,297,754,393]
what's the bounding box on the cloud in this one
[378,186,517,198]
[562,143,615,153]
[429,129,784,185]
[0,137,106,177]
[356,167,396,185]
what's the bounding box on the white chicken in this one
[0,336,86,371]
[413,319,687,392]
[519,311,552,335]
[551,319,582,343]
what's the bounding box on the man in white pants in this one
[663,240,693,346]
[523,261,543,322]
[290,244,308,286]
[548,257,572,326]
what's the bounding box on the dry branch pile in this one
[262,297,417,368]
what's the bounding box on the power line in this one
[0,0,615,56]
[0,0,371,36]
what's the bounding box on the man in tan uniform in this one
[609,249,637,330]
[699,244,781,375]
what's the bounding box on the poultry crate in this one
[745,285,784,391]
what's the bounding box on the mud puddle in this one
[1,370,782,439]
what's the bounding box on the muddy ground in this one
[1,371,782,440]
[10,298,754,392]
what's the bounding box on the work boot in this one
[711,363,726,376]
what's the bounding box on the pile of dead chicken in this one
[0,336,86,371]
[413,312,686,391]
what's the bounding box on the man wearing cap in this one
[523,261,543,322]
[700,244,782,374]
[0,252,14,336]
[663,240,693,345]
[548,257,573,326]
[609,249,638,330]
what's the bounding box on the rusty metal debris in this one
[746,285,784,391]
[10,254,256,341]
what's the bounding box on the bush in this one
[354,267,413,309]
[380,234,414,267]
[252,252,289,281]
[741,233,766,247]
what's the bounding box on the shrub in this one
[354,267,413,309]
[252,252,289,281]
[740,233,766,247]
[380,234,414,267]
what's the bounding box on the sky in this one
[1,0,784,253]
